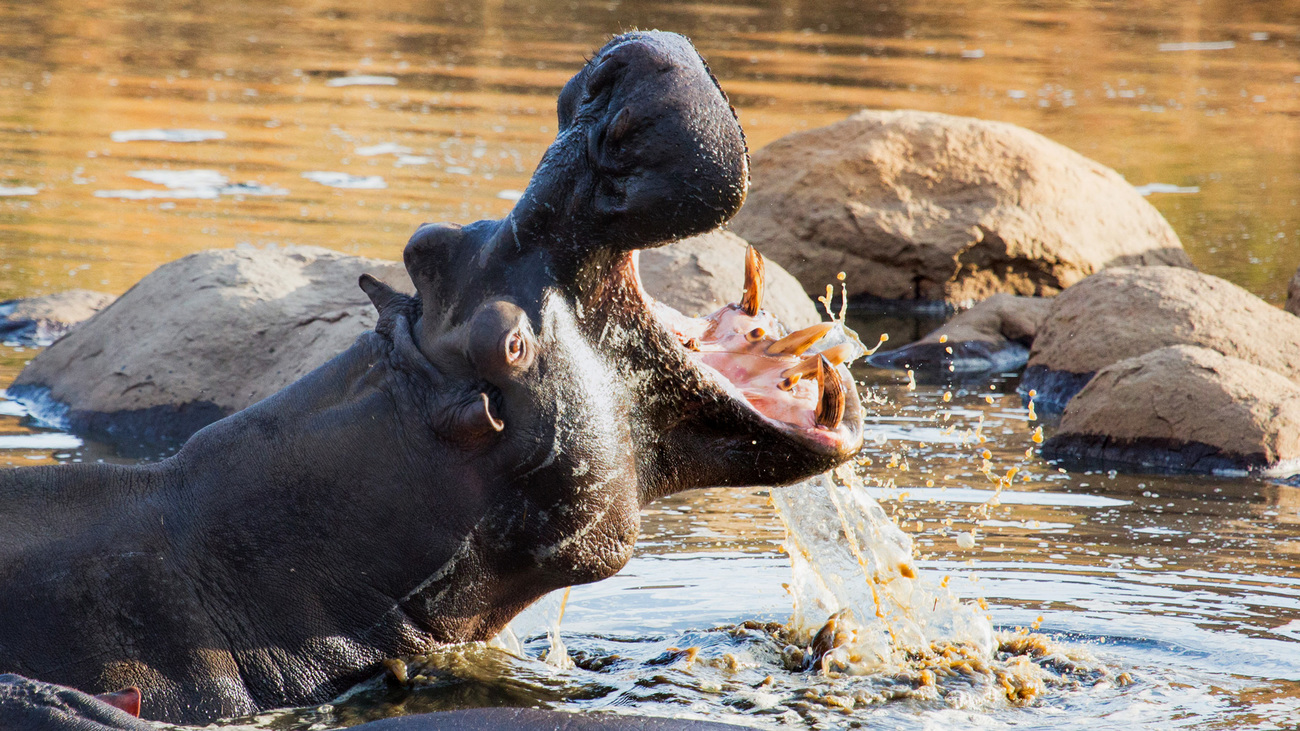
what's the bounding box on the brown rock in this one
[638,230,821,329]
[1286,264,1300,317]
[1023,266,1300,411]
[868,294,1051,375]
[728,110,1192,306]
[8,237,821,447]
[0,290,114,346]
[1042,345,1300,475]
[9,246,412,446]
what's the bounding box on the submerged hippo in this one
[0,31,863,724]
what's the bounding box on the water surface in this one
[2,1,1299,728]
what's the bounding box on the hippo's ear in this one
[359,274,401,313]
[95,686,142,717]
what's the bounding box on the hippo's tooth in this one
[768,322,834,356]
[740,244,765,317]
[815,357,845,429]
[819,343,855,367]
[780,353,823,380]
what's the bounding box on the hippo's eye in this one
[504,330,528,365]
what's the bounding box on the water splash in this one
[770,465,995,670]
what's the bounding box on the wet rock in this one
[1287,265,1300,317]
[9,237,821,447]
[8,246,412,446]
[868,294,1051,376]
[0,289,113,346]
[638,230,821,329]
[728,110,1192,306]
[1022,266,1300,412]
[1042,346,1300,476]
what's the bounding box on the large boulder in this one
[728,110,1192,306]
[9,246,412,446]
[0,290,114,346]
[8,235,820,447]
[867,294,1051,376]
[1042,346,1300,475]
[638,230,821,328]
[1022,266,1300,412]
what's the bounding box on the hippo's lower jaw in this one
[624,244,865,464]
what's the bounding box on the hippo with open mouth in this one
[0,31,863,724]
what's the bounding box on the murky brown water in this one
[2,1,1300,728]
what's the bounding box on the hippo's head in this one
[361,31,864,627]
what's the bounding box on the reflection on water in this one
[1,0,1298,300]
[2,0,1300,728]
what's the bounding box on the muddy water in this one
[3,0,1300,728]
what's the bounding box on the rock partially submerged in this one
[9,246,412,446]
[868,294,1051,377]
[1022,266,1300,412]
[8,235,820,448]
[1042,346,1300,476]
[0,290,113,346]
[728,110,1192,307]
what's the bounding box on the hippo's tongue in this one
[95,686,142,717]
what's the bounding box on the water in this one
[2,0,1300,727]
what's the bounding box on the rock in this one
[8,237,822,448]
[1022,266,1300,412]
[1287,265,1300,317]
[0,290,114,346]
[638,230,822,329]
[8,246,412,447]
[1041,345,1300,475]
[727,110,1192,306]
[867,294,1051,376]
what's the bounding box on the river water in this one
[2,1,1299,728]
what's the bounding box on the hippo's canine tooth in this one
[815,357,845,429]
[740,244,765,317]
[767,322,834,356]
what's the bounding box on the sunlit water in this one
[3,0,1300,728]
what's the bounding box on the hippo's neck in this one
[158,332,500,705]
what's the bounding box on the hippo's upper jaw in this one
[398,30,863,505]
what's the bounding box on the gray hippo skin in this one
[0,674,755,731]
[0,32,863,725]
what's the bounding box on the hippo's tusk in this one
[815,357,845,429]
[768,322,834,357]
[740,244,765,317]
[780,352,824,381]
[819,342,856,367]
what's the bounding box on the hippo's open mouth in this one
[627,245,864,455]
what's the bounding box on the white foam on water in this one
[302,171,387,189]
[95,169,288,199]
[354,142,411,156]
[497,189,525,201]
[0,186,40,197]
[0,433,82,450]
[110,129,226,143]
[866,486,1131,508]
[1158,41,1235,52]
[771,466,995,670]
[326,75,398,87]
[131,169,229,188]
[1135,182,1200,195]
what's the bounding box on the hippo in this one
[0,674,757,731]
[0,31,863,724]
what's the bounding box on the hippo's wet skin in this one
[0,32,863,724]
